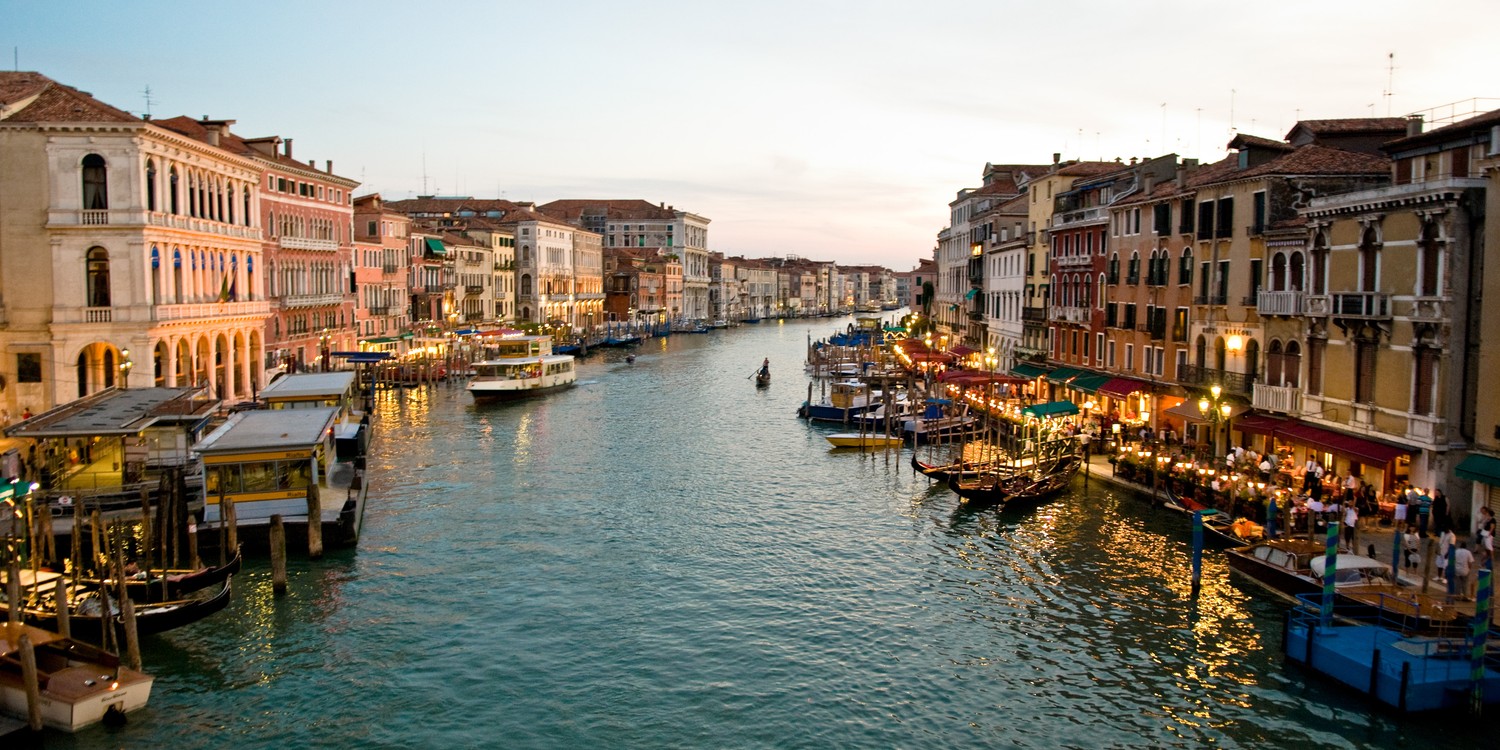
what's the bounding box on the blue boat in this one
[1282,593,1500,712]
[797,379,885,423]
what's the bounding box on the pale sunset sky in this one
[4,0,1496,269]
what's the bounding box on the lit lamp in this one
[118,348,133,389]
[1198,383,1232,456]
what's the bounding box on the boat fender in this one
[847,323,854,335]
[104,703,129,727]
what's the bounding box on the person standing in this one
[1437,527,1455,583]
[1393,490,1408,531]
[1430,489,1450,535]
[1403,526,1421,570]
[1454,542,1475,600]
[1477,506,1496,567]
[1415,488,1432,537]
[1342,503,1358,552]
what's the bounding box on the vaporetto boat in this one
[466,334,577,402]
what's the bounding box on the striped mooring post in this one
[1320,521,1341,628]
[1469,562,1493,716]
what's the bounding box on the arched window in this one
[1195,334,1206,370]
[1310,233,1328,294]
[1179,247,1193,286]
[1270,252,1286,291]
[82,154,108,210]
[243,187,252,227]
[1289,252,1305,292]
[145,159,157,211]
[1128,251,1140,283]
[1418,222,1441,297]
[1267,340,1284,385]
[150,245,161,302]
[1108,252,1120,283]
[86,247,111,307]
[169,168,180,214]
[520,274,533,296]
[1097,273,1106,309]
[1214,336,1227,372]
[1358,228,1379,292]
[1284,341,1301,388]
[1244,338,1259,383]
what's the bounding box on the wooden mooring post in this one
[307,484,323,559]
[18,632,42,732]
[270,515,288,595]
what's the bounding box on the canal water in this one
[48,317,1485,749]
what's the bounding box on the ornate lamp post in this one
[1197,384,1233,457]
[319,329,332,372]
[118,348,133,389]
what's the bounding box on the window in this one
[1125,343,1134,371]
[169,168,180,214]
[16,353,41,383]
[1127,252,1140,284]
[1175,350,1187,380]
[145,160,157,211]
[86,247,111,307]
[1419,223,1441,296]
[1216,260,1230,302]
[1179,248,1193,286]
[81,154,108,210]
[1354,338,1376,403]
[1216,197,1234,239]
[1249,258,1263,301]
[1251,191,1266,235]
[1108,253,1120,284]
[1173,307,1188,342]
[1096,333,1104,364]
[1107,340,1117,367]
[1307,338,1324,396]
[1358,228,1379,292]
[1197,201,1214,240]
[1413,347,1437,415]
[1154,203,1171,235]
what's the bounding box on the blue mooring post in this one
[1448,543,1459,599]
[1391,528,1402,583]
[1191,511,1205,593]
[1265,496,1278,539]
[1320,521,1341,628]
[1469,562,1493,716]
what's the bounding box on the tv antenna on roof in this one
[1382,52,1396,116]
[142,85,155,118]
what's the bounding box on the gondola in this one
[108,548,243,603]
[910,452,998,482]
[948,454,1081,508]
[755,370,771,387]
[1,570,234,641]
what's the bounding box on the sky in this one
[4,1,1497,269]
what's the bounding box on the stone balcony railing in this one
[1257,290,1305,316]
[282,293,346,309]
[47,209,262,240]
[1252,382,1302,414]
[1330,292,1391,319]
[1179,364,1254,395]
[154,300,271,321]
[1305,294,1331,316]
[1406,413,1444,445]
[1048,306,1090,324]
[278,236,340,252]
[1054,254,1093,269]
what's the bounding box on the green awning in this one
[362,336,400,344]
[424,237,446,256]
[1456,454,1500,486]
[964,288,979,300]
[1046,367,1083,384]
[1010,363,1049,379]
[1022,400,1079,418]
[1070,373,1112,394]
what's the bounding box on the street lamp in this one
[1197,384,1233,456]
[119,348,133,389]
[319,329,332,372]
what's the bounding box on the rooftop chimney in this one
[1143,172,1155,194]
[284,138,293,159]
[326,160,333,173]
[1052,152,1061,164]
[1175,163,1187,188]
[1406,115,1424,137]
[205,128,220,147]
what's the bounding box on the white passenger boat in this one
[0,623,154,731]
[467,334,577,401]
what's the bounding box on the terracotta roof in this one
[385,197,524,216]
[1384,108,1500,151]
[1053,161,1124,177]
[1285,117,1407,138]
[0,71,53,109]
[536,199,681,222]
[1228,133,1295,153]
[151,116,358,183]
[1237,144,1389,179]
[0,73,139,124]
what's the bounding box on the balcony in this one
[1125,274,1140,285]
[154,300,271,321]
[366,306,390,316]
[1052,206,1107,227]
[465,285,485,294]
[382,264,397,273]
[1022,306,1046,322]
[1257,290,1304,316]
[282,293,345,308]
[1406,413,1444,445]
[144,212,259,240]
[1330,292,1390,319]
[1408,297,1446,322]
[1178,364,1253,395]
[1049,306,1090,324]
[1253,383,1303,414]
[279,236,340,252]
[1191,294,1228,306]
[1055,254,1092,269]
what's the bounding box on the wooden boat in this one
[108,549,242,603]
[0,622,154,731]
[468,335,577,401]
[1225,540,1470,635]
[755,366,771,387]
[1,569,234,641]
[826,433,903,450]
[948,453,1081,507]
[910,452,997,482]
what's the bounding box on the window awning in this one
[1046,367,1083,384]
[1273,421,1410,466]
[1162,400,1249,424]
[1456,454,1500,486]
[1022,400,1079,418]
[1010,363,1049,379]
[1069,373,1112,394]
[1098,377,1149,399]
[423,237,446,256]
[1232,412,1287,437]
[964,288,979,300]
[948,345,979,356]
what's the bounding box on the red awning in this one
[948,345,979,356]
[939,371,1027,385]
[907,351,954,363]
[1097,377,1149,398]
[1233,412,1287,437]
[1273,420,1410,465]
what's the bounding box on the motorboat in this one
[825,433,904,450]
[467,335,577,401]
[0,623,153,731]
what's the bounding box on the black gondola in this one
[948,454,1081,508]
[1,571,234,641]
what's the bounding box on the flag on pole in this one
[228,273,237,302]
[217,273,230,303]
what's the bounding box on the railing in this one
[366,306,389,316]
[1052,206,1107,226]
[144,211,260,239]
[1257,290,1305,316]
[1408,297,1445,322]
[86,306,112,323]
[1406,413,1443,444]
[1055,254,1092,269]
[1331,292,1390,318]
[155,300,271,321]
[81,209,109,225]
[1022,306,1046,322]
[1192,294,1228,306]
[382,264,397,273]
[465,285,485,294]
[1253,383,1302,414]
[282,293,346,308]
[1178,364,1253,395]
[279,236,340,252]
[1049,306,1090,324]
